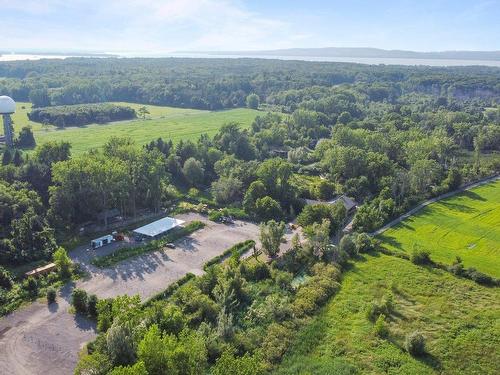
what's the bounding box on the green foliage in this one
[71,288,88,314]
[74,352,112,375]
[373,314,389,338]
[108,361,148,375]
[106,322,136,366]
[246,93,260,110]
[52,246,72,278]
[404,331,426,357]
[87,294,98,318]
[259,220,285,258]
[212,350,265,375]
[0,266,13,289]
[297,202,346,235]
[183,157,205,187]
[255,196,283,221]
[411,248,433,265]
[204,240,255,270]
[28,103,136,127]
[16,126,36,148]
[46,287,56,304]
[92,221,205,267]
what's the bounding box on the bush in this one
[23,277,39,297]
[411,249,433,265]
[88,294,99,318]
[0,266,13,289]
[240,262,270,281]
[366,292,394,322]
[72,288,88,314]
[404,331,426,356]
[373,314,389,338]
[47,287,57,304]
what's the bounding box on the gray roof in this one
[305,195,357,211]
[133,216,185,237]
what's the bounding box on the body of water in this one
[1,52,500,67]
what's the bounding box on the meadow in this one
[11,102,260,155]
[277,253,500,375]
[379,180,500,277]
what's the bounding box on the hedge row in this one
[91,221,205,268]
[203,240,255,270]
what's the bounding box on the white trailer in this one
[91,234,114,249]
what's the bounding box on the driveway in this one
[0,213,278,375]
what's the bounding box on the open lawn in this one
[379,180,500,277]
[277,253,500,375]
[11,102,260,155]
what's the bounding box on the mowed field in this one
[277,254,500,375]
[11,102,260,155]
[379,180,500,277]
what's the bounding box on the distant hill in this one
[188,47,500,61]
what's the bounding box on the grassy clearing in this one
[11,102,259,155]
[277,253,500,375]
[91,221,205,268]
[379,180,500,277]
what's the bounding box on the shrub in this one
[0,266,13,289]
[46,287,57,304]
[373,314,389,338]
[465,268,494,286]
[88,294,99,318]
[411,249,433,265]
[23,277,39,297]
[53,247,72,278]
[339,234,357,257]
[404,331,426,356]
[366,292,394,322]
[72,288,88,314]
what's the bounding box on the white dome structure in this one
[0,96,16,114]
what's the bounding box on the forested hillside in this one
[0,58,499,109]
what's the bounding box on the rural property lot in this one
[0,213,293,375]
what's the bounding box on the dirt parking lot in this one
[0,213,295,375]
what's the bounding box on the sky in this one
[0,0,499,54]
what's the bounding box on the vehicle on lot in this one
[166,243,176,249]
[91,234,114,249]
[112,231,125,241]
[220,216,234,224]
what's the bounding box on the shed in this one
[25,263,57,278]
[329,195,357,213]
[133,216,185,239]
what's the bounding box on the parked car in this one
[166,243,176,249]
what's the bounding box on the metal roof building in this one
[133,216,185,238]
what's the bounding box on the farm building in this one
[133,216,185,239]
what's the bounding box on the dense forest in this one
[0,58,499,110]
[0,58,499,373]
[28,103,136,127]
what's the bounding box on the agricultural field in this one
[277,253,500,375]
[11,102,260,155]
[379,180,500,277]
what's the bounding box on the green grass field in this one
[277,253,500,375]
[379,180,500,277]
[11,102,260,155]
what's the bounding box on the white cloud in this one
[0,0,295,52]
